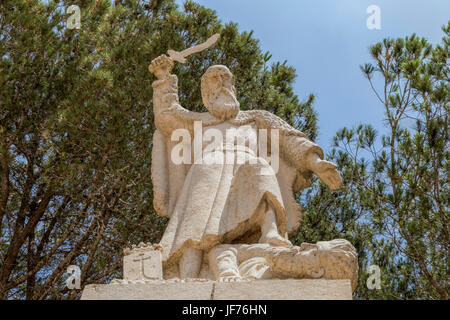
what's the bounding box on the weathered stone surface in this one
[81,281,214,300]
[80,279,352,300]
[123,243,163,280]
[208,240,359,291]
[213,279,352,300]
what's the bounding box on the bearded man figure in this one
[149,54,342,279]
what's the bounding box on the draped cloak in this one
[151,75,323,267]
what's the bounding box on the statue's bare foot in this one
[259,231,292,247]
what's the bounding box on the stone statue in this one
[148,35,351,283]
[80,35,359,300]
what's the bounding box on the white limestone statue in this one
[148,38,346,281]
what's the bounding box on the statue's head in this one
[201,65,240,120]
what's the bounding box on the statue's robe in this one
[151,75,323,267]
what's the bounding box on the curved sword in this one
[167,33,220,63]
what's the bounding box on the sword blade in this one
[177,33,220,58]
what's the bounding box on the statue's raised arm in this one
[148,54,190,136]
[149,34,221,136]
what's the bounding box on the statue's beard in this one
[205,88,240,120]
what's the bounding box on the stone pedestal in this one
[80,279,352,300]
[83,242,356,300]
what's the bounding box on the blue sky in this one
[177,0,449,148]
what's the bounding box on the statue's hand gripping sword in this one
[149,34,220,79]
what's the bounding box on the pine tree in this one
[293,22,449,299]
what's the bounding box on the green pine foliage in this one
[292,23,449,299]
